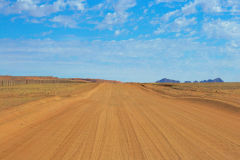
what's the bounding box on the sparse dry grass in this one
[143,82,240,107]
[0,83,93,110]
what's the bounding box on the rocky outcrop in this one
[200,78,224,83]
[156,78,224,83]
[156,78,180,83]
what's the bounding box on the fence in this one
[0,79,80,87]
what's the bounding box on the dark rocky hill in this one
[156,78,180,83]
[200,78,224,83]
[156,78,224,83]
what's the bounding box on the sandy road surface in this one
[0,83,239,160]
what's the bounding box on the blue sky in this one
[0,0,240,82]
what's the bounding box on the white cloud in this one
[133,26,138,30]
[181,1,197,15]
[67,0,85,10]
[114,29,128,36]
[160,0,240,19]
[51,15,78,28]
[203,19,240,39]
[115,30,121,35]
[97,12,128,30]
[156,0,186,4]
[114,0,136,13]
[0,0,9,10]
[154,0,240,39]
[0,0,85,17]
[170,0,223,15]
[226,0,240,13]
[0,38,232,59]
[154,27,164,34]
[96,0,136,30]
[143,9,148,14]
[184,0,222,16]
[155,16,197,34]
[1,37,240,81]
[0,0,136,30]
[41,30,53,36]
[161,9,179,21]
[156,0,236,36]
[174,16,196,28]
[2,0,65,17]
[160,0,224,23]
[228,40,240,48]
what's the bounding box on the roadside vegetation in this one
[0,83,91,111]
[142,82,240,107]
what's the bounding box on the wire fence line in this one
[0,79,82,87]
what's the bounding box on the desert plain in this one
[0,81,239,160]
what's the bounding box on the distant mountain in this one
[200,78,224,83]
[156,78,224,83]
[156,78,180,83]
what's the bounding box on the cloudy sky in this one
[0,0,240,82]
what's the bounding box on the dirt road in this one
[0,83,239,160]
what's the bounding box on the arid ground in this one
[0,82,239,160]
